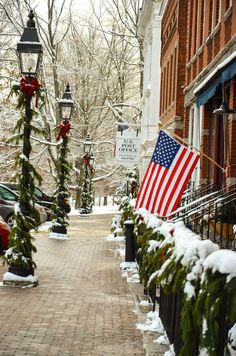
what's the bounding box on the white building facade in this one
[137,0,163,180]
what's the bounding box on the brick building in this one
[160,0,188,140]
[184,0,236,187]
[159,0,236,187]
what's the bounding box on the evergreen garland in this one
[80,163,91,214]
[51,134,71,233]
[87,169,94,213]
[118,198,236,355]
[4,85,45,273]
[194,269,236,355]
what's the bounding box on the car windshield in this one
[34,187,43,199]
[0,186,17,201]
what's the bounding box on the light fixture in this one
[83,134,92,154]
[59,83,74,120]
[89,154,95,168]
[213,82,234,115]
[17,10,43,76]
[213,102,234,115]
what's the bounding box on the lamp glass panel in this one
[89,157,95,167]
[61,106,72,120]
[19,52,40,75]
[84,142,92,153]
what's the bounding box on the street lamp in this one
[80,134,95,214]
[83,134,92,154]
[51,84,74,237]
[4,10,43,283]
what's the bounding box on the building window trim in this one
[224,5,232,22]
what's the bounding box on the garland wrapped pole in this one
[3,10,43,286]
[50,84,74,238]
[80,135,95,214]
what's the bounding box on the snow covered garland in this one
[119,198,236,355]
[4,77,45,273]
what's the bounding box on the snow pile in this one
[114,247,125,258]
[49,232,69,240]
[154,334,169,345]
[105,234,125,242]
[136,311,164,333]
[120,261,139,283]
[228,324,236,352]
[38,222,52,232]
[164,345,175,356]
[3,272,38,287]
[139,300,152,307]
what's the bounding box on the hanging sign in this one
[115,128,140,166]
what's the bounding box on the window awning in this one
[196,60,236,107]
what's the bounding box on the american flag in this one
[135,130,200,217]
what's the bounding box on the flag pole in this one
[158,122,226,174]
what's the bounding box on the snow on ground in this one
[69,197,119,216]
[136,311,164,333]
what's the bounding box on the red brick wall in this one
[186,1,236,86]
[160,0,188,136]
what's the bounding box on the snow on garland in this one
[118,198,236,356]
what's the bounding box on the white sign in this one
[115,132,140,166]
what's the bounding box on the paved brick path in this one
[0,214,145,356]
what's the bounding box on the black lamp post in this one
[81,134,94,214]
[51,84,74,237]
[88,152,95,211]
[17,10,42,217]
[4,10,43,281]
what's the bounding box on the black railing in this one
[172,183,236,251]
[158,183,236,354]
[159,287,184,355]
[127,182,236,355]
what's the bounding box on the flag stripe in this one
[141,163,160,208]
[159,149,194,216]
[168,154,200,216]
[153,147,186,214]
[147,165,167,212]
[135,161,154,209]
[149,167,168,213]
[161,150,196,216]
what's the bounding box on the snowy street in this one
[0,212,145,355]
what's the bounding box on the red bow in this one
[83,153,94,173]
[56,120,71,141]
[83,153,90,165]
[20,76,40,97]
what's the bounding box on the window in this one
[187,0,193,61]
[199,0,205,46]
[0,186,17,201]
[170,54,173,105]
[194,0,199,53]
[34,187,43,199]
[208,0,213,35]
[214,0,221,25]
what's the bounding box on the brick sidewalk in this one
[0,214,145,356]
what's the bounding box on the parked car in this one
[0,198,15,227]
[1,183,71,215]
[0,183,55,219]
[0,184,47,225]
[0,215,10,253]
